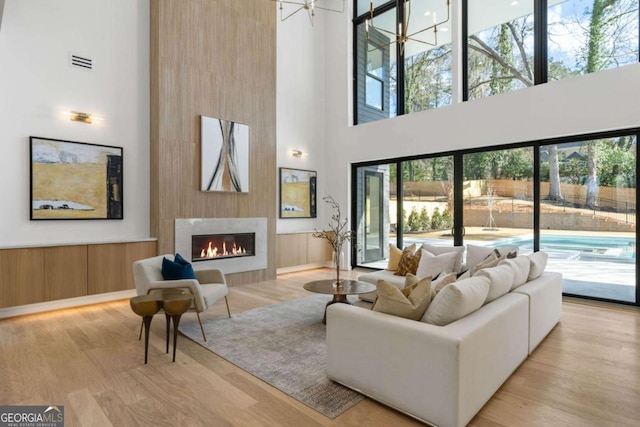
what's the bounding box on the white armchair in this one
[132,254,231,341]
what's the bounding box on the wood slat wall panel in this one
[150,0,276,287]
[307,234,332,264]
[44,246,87,301]
[0,248,45,308]
[87,244,126,295]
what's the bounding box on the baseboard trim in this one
[0,289,137,320]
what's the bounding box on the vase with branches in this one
[313,196,354,286]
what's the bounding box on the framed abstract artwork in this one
[30,136,123,220]
[201,115,250,193]
[279,167,317,219]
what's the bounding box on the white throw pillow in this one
[528,251,549,281]
[465,244,518,273]
[415,249,458,280]
[422,276,491,326]
[499,255,531,290]
[475,263,515,303]
[420,243,465,273]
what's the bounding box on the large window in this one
[466,0,534,100]
[548,0,639,80]
[354,0,453,124]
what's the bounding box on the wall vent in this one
[69,53,93,71]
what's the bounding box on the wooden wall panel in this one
[124,241,158,290]
[0,248,45,308]
[150,0,276,287]
[307,234,332,264]
[44,246,87,301]
[88,244,125,295]
[276,234,308,269]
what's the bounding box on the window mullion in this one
[534,0,548,84]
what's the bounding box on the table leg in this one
[323,297,353,324]
[142,316,153,364]
[165,313,171,354]
[171,314,183,363]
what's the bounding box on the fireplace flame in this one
[200,240,247,259]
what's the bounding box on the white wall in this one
[0,0,150,246]
[276,8,329,234]
[321,1,640,261]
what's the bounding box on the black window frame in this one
[351,127,640,308]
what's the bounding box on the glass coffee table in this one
[303,279,376,324]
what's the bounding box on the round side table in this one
[129,295,162,364]
[161,294,194,363]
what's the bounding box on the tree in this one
[406,207,420,232]
[418,207,430,231]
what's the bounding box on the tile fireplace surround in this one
[175,218,267,274]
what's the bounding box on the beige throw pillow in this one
[422,276,491,326]
[499,255,531,290]
[420,244,465,273]
[474,263,515,303]
[471,251,502,276]
[465,245,519,273]
[372,278,432,321]
[395,245,421,276]
[386,244,403,271]
[415,249,458,280]
[527,251,548,281]
[431,272,458,295]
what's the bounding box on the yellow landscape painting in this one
[280,168,316,218]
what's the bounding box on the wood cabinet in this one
[0,248,45,308]
[0,240,157,309]
[276,233,331,269]
[44,245,87,301]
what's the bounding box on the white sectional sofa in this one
[326,270,562,427]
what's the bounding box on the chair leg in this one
[138,319,144,340]
[225,296,231,318]
[196,311,207,342]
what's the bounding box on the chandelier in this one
[272,0,345,26]
[366,0,451,54]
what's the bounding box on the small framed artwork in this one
[279,167,317,219]
[201,115,250,193]
[30,136,123,220]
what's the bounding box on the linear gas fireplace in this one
[175,218,267,274]
[192,232,255,262]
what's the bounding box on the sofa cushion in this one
[395,245,422,276]
[471,251,502,276]
[415,249,458,280]
[431,272,458,294]
[161,254,196,280]
[420,243,465,273]
[422,275,491,326]
[527,251,548,281]
[372,278,432,320]
[475,263,515,303]
[499,255,531,290]
[465,244,518,273]
[386,244,403,271]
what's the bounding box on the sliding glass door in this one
[462,147,534,255]
[539,137,637,302]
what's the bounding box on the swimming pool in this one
[492,234,636,263]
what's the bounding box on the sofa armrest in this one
[326,304,461,427]
[141,279,206,312]
[194,269,227,285]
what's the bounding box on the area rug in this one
[178,294,364,418]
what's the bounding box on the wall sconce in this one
[70,111,92,124]
[291,149,304,158]
[61,110,103,124]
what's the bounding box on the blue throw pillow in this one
[174,252,190,266]
[161,254,196,280]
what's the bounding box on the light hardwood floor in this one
[0,268,639,426]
